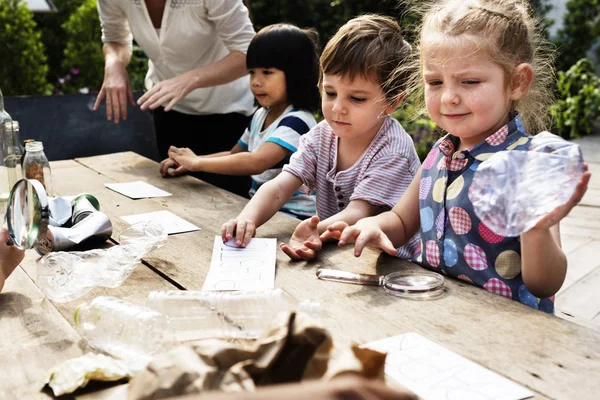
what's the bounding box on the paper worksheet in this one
[105,180,172,199]
[364,333,534,400]
[202,236,277,291]
[121,210,200,235]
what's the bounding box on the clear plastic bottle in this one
[22,141,53,196]
[146,288,321,341]
[74,296,172,364]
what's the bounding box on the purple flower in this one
[58,78,65,84]
[70,68,80,75]
[65,74,71,81]
[52,88,60,94]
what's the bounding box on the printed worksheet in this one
[364,333,534,400]
[105,180,172,199]
[202,236,277,291]
[121,210,199,235]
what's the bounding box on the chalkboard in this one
[4,92,159,162]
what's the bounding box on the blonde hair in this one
[402,0,555,133]
[320,14,413,104]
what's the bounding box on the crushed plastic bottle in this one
[74,296,171,370]
[146,288,321,341]
[36,222,167,302]
[470,132,584,236]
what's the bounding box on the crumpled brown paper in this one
[127,312,386,400]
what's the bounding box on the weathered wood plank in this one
[70,152,600,400]
[0,267,83,399]
[556,265,600,322]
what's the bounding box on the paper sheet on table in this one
[121,210,199,235]
[105,181,172,199]
[202,236,276,291]
[364,333,534,400]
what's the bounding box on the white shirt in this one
[97,0,256,116]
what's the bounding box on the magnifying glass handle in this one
[316,268,384,286]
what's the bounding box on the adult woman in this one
[94,0,255,196]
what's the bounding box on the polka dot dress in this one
[412,115,554,314]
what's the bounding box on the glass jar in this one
[5,121,24,190]
[22,141,53,196]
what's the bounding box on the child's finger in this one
[353,232,376,257]
[280,243,302,261]
[235,220,247,246]
[308,215,320,228]
[327,221,349,232]
[379,235,398,256]
[304,239,322,251]
[338,226,360,246]
[296,247,316,261]
[319,229,340,241]
[221,220,236,241]
[241,223,255,247]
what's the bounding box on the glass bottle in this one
[22,141,53,196]
[5,121,24,190]
[0,88,13,208]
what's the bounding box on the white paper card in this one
[364,333,534,400]
[105,181,172,199]
[202,236,277,291]
[121,210,199,235]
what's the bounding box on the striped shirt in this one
[283,117,421,258]
[238,105,317,216]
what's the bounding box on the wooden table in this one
[2,152,599,399]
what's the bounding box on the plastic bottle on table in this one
[74,296,171,364]
[146,288,321,341]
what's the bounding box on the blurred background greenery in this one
[0,0,598,157]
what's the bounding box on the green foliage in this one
[248,0,418,50]
[553,0,600,72]
[392,104,442,162]
[60,0,148,94]
[0,0,51,95]
[34,0,86,84]
[550,58,600,139]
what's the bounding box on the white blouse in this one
[97,0,256,116]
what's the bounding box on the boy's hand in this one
[328,218,397,257]
[280,216,322,261]
[167,146,199,172]
[221,218,256,247]
[159,157,188,177]
[531,169,591,231]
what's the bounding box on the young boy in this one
[221,15,421,260]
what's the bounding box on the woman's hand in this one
[280,216,322,261]
[138,70,197,111]
[93,60,135,124]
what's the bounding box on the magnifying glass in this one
[316,268,445,300]
[5,178,50,249]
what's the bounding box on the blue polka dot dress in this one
[412,115,555,313]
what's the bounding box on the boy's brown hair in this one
[320,14,413,103]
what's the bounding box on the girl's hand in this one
[167,146,199,172]
[331,218,397,257]
[221,218,256,247]
[159,157,188,177]
[531,169,591,231]
[138,70,196,111]
[280,216,322,261]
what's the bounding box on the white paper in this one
[121,210,199,235]
[202,236,277,291]
[364,333,534,400]
[105,181,172,199]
